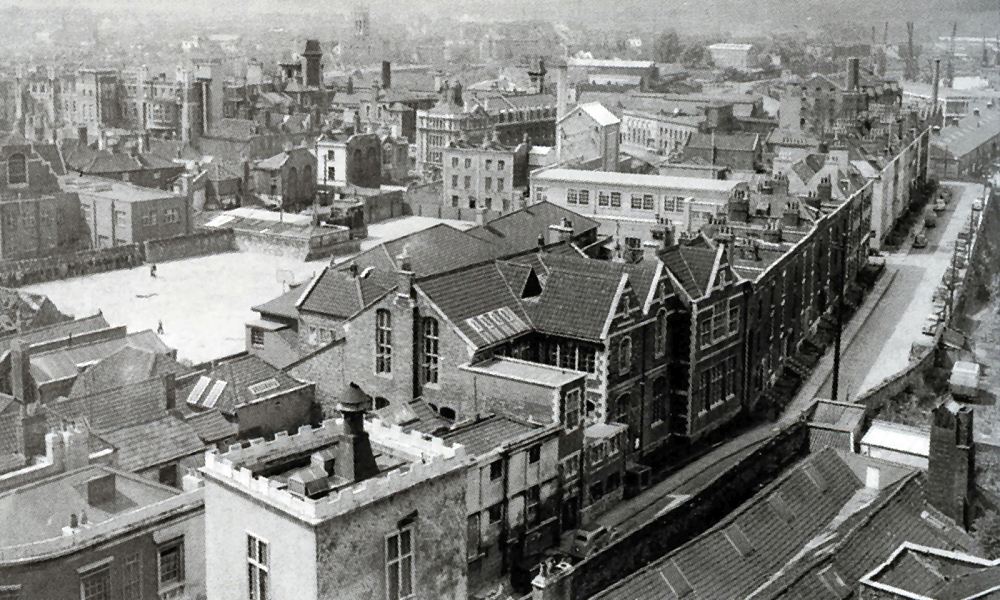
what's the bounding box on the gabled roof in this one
[860,543,1000,600]
[182,409,238,444]
[0,313,110,362]
[253,284,306,320]
[99,415,206,471]
[464,201,599,257]
[254,151,290,171]
[29,330,173,385]
[46,376,168,433]
[179,354,305,416]
[68,345,190,398]
[298,265,397,319]
[565,102,620,127]
[660,245,719,300]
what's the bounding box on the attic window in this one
[659,560,692,598]
[248,378,280,395]
[724,524,754,557]
[521,269,543,298]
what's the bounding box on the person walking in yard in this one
[150,263,157,278]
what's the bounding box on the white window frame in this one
[564,388,581,429]
[247,533,269,600]
[386,525,416,600]
[121,553,142,600]
[376,309,392,374]
[654,308,668,357]
[421,316,439,385]
[80,562,112,600]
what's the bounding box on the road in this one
[814,181,978,399]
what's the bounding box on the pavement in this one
[22,216,477,364]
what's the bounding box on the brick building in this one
[556,102,620,171]
[0,426,206,600]
[442,138,530,212]
[64,174,192,249]
[683,133,763,172]
[251,146,316,211]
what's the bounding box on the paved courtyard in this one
[23,216,475,364]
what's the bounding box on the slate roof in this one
[32,143,66,175]
[810,400,866,431]
[298,265,397,319]
[686,132,760,152]
[660,245,719,300]
[179,354,305,416]
[255,151,290,171]
[464,201,599,257]
[0,313,110,362]
[441,413,540,457]
[100,415,206,471]
[68,345,190,398]
[862,543,1000,600]
[182,410,238,444]
[253,285,306,320]
[0,394,21,456]
[46,377,167,432]
[375,397,454,435]
[30,330,172,385]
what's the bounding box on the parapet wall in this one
[0,244,144,287]
[202,417,469,524]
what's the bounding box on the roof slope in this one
[179,354,304,415]
[99,415,206,471]
[464,201,599,257]
[660,245,718,299]
[68,345,190,398]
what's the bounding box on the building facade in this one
[442,140,529,212]
[66,175,192,248]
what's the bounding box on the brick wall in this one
[0,244,144,287]
[143,229,236,263]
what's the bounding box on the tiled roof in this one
[253,285,305,320]
[30,330,173,384]
[810,400,866,431]
[0,313,110,361]
[299,266,397,319]
[0,393,20,456]
[660,245,718,300]
[686,132,760,152]
[68,345,190,398]
[46,376,167,433]
[32,143,65,175]
[182,410,238,444]
[100,415,206,471]
[464,201,599,257]
[179,354,304,416]
[375,398,454,435]
[441,413,539,456]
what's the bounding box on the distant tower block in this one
[353,5,370,39]
[302,40,323,88]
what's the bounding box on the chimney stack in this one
[547,217,574,245]
[336,383,380,483]
[846,57,861,91]
[77,126,88,146]
[817,177,833,205]
[10,339,33,404]
[475,204,486,226]
[928,400,975,529]
[381,61,391,90]
[932,59,941,117]
[396,249,414,299]
[162,372,177,411]
[86,472,116,506]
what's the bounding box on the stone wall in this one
[0,244,144,287]
[143,229,236,263]
[545,420,808,599]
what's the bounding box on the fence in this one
[143,229,236,263]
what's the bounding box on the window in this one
[630,195,643,209]
[115,210,128,227]
[451,157,458,167]
[528,445,541,463]
[328,166,336,180]
[158,463,178,488]
[526,485,541,525]
[489,460,503,481]
[579,190,590,205]
[327,150,336,160]
[250,328,265,349]
[376,309,392,374]
[618,336,632,375]
[487,503,502,523]
[559,342,577,369]
[7,153,26,185]
[158,540,184,589]
[599,191,610,206]
[642,194,654,210]
[485,177,492,191]
[564,388,581,429]
[498,160,505,170]
[421,317,439,385]
[485,159,493,169]
[663,196,677,212]
[80,566,111,600]
[580,347,597,373]
[451,175,458,187]
[496,178,504,191]
[699,314,712,348]
[121,553,142,600]
[655,309,668,357]
[464,158,472,168]
[163,208,180,224]
[567,189,578,204]
[611,192,622,207]
[142,210,157,227]
[451,195,459,207]
[652,377,668,423]
[247,534,269,600]
[463,176,471,189]
[728,301,741,335]
[386,526,415,600]
[712,306,727,340]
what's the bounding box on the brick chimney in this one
[547,218,574,245]
[728,189,750,223]
[10,339,33,404]
[817,176,832,205]
[162,372,177,411]
[336,383,379,483]
[475,205,487,226]
[381,61,392,90]
[782,200,800,228]
[928,400,975,529]
[77,126,88,146]
[396,249,414,300]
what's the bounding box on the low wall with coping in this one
[144,229,236,263]
[0,245,144,287]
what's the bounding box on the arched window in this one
[654,309,668,357]
[618,336,632,375]
[615,392,631,424]
[421,316,439,385]
[652,377,668,423]
[375,309,392,373]
[7,153,26,185]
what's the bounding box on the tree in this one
[974,510,1000,559]
[680,45,710,68]
[653,31,683,63]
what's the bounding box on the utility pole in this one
[831,227,848,402]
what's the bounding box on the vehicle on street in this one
[934,199,947,212]
[569,524,614,560]
[925,212,938,227]
[913,233,928,248]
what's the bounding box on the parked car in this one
[913,233,928,248]
[569,524,614,560]
[973,198,984,211]
[925,212,938,228]
[934,199,947,212]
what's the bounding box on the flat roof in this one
[532,168,742,192]
[0,465,178,546]
[461,357,585,388]
[861,420,931,458]
[61,175,182,203]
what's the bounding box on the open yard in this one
[22,216,475,364]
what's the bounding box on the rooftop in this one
[861,420,931,458]
[60,174,183,203]
[531,168,743,193]
[441,413,543,457]
[30,330,173,385]
[460,356,586,388]
[568,58,656,69]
